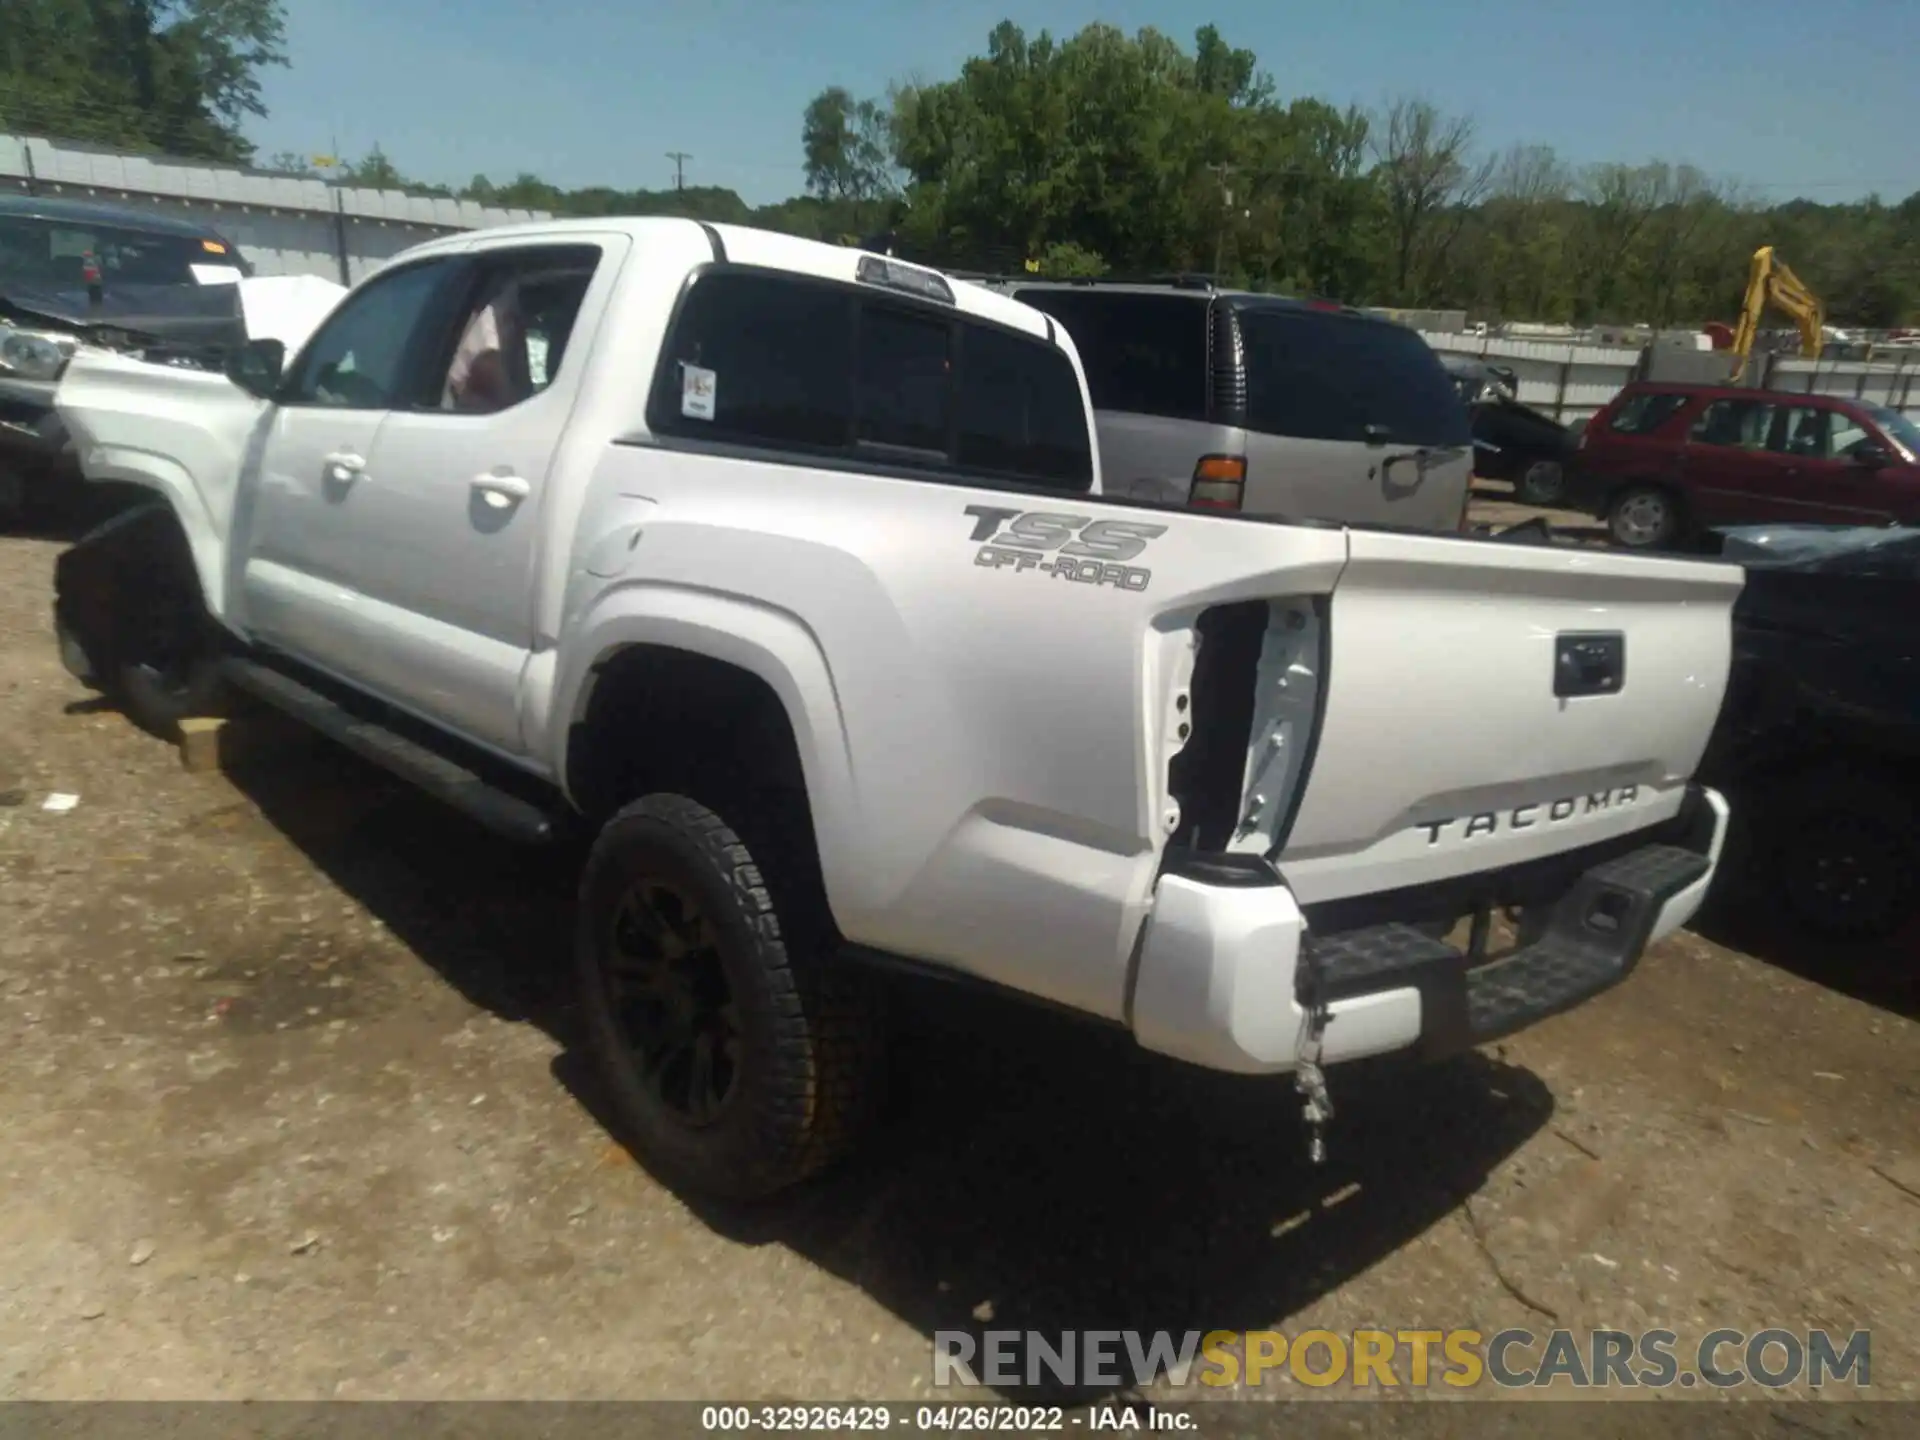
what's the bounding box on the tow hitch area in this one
[1293,939,1335,1165]
[1297,839,1713,1066]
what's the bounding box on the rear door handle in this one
[471,473,531,507]
[322,451,364,486]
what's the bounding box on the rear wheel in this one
[574,793,885,1200]
[1606,484,1681,549]
[1769,771,1917,942]
[1515,458,1567,508]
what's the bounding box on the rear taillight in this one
[1188,454,1246,511]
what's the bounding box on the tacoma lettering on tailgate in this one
[963,505,1167,593]
[1420,785,1642,845]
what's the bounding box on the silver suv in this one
[985,278,1474,531]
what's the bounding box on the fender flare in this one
[547,582,870,924]
[52,497,198,689]
[71,447,229,625]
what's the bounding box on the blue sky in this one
[252,0,1920,206]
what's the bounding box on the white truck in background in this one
[50,218,1738,1199]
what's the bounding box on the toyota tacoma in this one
[49,218,1739,1198]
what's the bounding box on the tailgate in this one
[1276,530,1743,904]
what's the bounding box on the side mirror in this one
[226,338,285,399]
[1850,440,1890,468]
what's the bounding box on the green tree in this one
[0,0,288,163]
[1371,97,1491,304]
[801,86,896,203]
[887,20,1372,285]
[340,145,408,189]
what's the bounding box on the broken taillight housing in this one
[1165,597,1326,858]
[1188,454,1246,511]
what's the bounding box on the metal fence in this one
[1421,334,1644,427]
[1,131,551,284]
[1422,332,1920,428]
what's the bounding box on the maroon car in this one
[1568,381,1920,549]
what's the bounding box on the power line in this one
[666,151,691,191]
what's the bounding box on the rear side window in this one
[647,267,854,448]
[1609,391,1689,435]
[1689,399,1774,449]
[956,324,1093,485]
[1238,308,1470,448]
[650,266,1093,491]
[1011,289,1208,422]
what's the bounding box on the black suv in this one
[2,194,252,520]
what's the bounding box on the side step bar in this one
[220,656,561,846]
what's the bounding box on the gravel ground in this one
[0,501,1915,1411]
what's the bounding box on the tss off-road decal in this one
[963,506,1168,592]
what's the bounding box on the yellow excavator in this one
[1728,245,1824,383]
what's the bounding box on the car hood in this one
[1470,394,1579,452]
[1709,522,1916,571]
[2,274,348,366]
[1,279,248,364]
[1,278,244,332]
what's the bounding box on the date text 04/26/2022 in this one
[700,1405,1189,1431]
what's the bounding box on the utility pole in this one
[666,152,691,191]
[1208,163,1237,277]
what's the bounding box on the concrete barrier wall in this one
[1,132,552,284]
[1421,332,1920,427]
[1771,356,1920,414]
[1420,333,1642,427]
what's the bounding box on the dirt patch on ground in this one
[0,523,1913,1410]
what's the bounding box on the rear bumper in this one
[1128,784,1728,1075]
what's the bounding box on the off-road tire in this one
[107,525,228,741]
[575,792,885,1201]
[1767,768,1918,943]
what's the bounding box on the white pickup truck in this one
[50,218,1739,1200]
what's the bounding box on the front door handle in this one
[472,472,531,507]
[322,451,364,487]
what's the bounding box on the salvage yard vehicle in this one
[1697,524,1919,941]
[1,194,253,523]
[1438,353,1581,507]
[1567,379,1920,550]
[51,218,1739,1200]
[978,276,1476,532]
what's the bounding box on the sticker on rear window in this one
[681,363,716,421]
